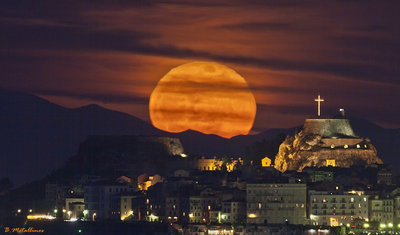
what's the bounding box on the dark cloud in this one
[26,89,149,105]
[219,22,296,31]
[1,12,399,86]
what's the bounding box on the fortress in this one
[274,96,383,172]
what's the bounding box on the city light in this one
[363,223,369,228]
[248,213,257,218]
[27,214,56,220]
[380,223,386,228]
[389,223,393,228]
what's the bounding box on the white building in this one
[247,183,307,225]
[369,196,393,224]
[309,190,369,226]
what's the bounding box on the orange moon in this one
[149,61,257,138]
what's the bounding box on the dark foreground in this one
[1,221,178,235]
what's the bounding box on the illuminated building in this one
[137,174,163,191]
[309,190,369,226]
[261,157,272,167]
[196,157,243,172]
[326,160,335,167]
[369,196,393,224]
[247,183,307,225]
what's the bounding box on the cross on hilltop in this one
[314,95,324,117]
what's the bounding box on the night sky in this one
[1,0,400,133]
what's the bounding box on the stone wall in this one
[303,119,357,137]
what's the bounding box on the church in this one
[274,95,383,172]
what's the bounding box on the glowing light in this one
[189,213,194,218]
[17,209,21,213]
[363,223,369,228]
[83,210,88,215]
[54,209,58,213]
[27,214,56,220]
[180,153,188,158]
[29,209,33,213]
[248,213,257,218]
[67,211,72,215]
[149,61,257,139]
[380,223,386,228]
[389,223,393,228]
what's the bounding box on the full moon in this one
[149,61,257,138]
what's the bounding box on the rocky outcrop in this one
[274,119,383,172]
[147,137,184,156]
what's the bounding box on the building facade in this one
[309,190,369,226]
[247,183,307,225]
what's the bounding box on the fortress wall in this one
[303,119,357,137]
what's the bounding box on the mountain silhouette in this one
[0,88,161,185]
